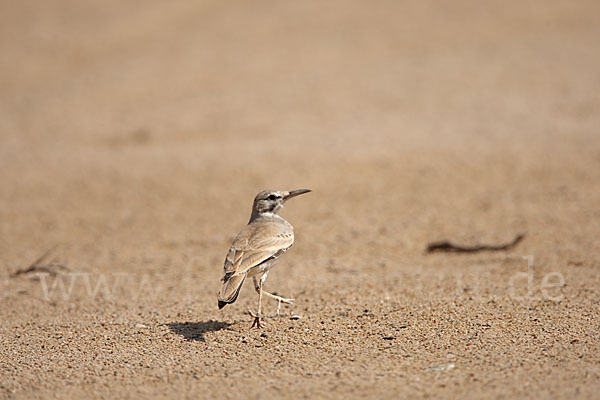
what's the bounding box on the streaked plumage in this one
[217,189,310,328]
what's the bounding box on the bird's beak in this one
[284,189,311,201]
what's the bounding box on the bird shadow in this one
[167,320,231,342]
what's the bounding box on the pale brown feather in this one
[217,217,294,307]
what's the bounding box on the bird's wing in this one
[222,220,294,279]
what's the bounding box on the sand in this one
[1,0,599,398]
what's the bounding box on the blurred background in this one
[2,0,598,262]
[1,1,599,397]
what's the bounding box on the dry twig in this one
[426,233,525,254]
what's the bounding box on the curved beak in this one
[284,189,311,201]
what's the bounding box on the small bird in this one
[217,189,311,328]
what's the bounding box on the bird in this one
[217,189,311,328]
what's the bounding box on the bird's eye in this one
[267,195,278,201]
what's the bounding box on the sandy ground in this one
[1,0,600,398]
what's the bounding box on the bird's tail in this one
[217,273,246,309]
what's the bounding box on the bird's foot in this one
[276,297,295,316]
[248,310,264,329]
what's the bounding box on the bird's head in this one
[251,189,311,219]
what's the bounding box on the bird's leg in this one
[249,277,264,328]
[253,276,294,316]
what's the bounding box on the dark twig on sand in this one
[425,233,525,254]
[10,247,69,277]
